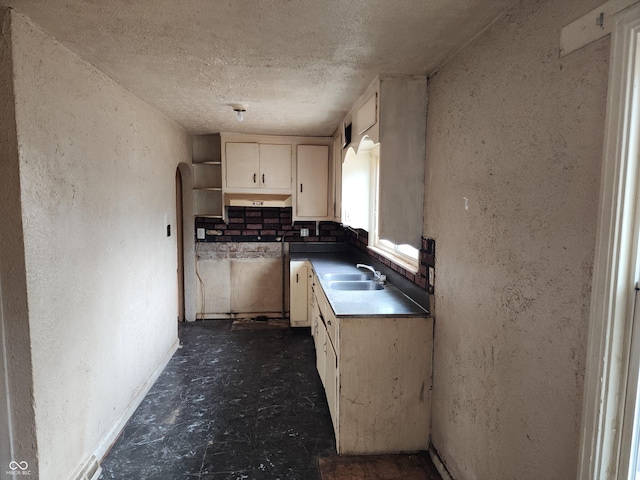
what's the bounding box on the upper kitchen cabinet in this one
[219,133,334,221]
[192,134,223,218]
[259,144,293,189]
[296,145,329,219]
[224,142,292,191]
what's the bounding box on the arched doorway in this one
[176,163,196,321]
[175,168,185,321]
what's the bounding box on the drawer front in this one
[324,309,337,348]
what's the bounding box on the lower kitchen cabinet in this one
[337,316,432,454]
[310,270,433,454]
[289,260,311,327]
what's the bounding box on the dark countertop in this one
[291,252,429,318]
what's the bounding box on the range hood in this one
[224,193,292,208]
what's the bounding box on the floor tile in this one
[99,321,335,479]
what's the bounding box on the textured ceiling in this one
[3,0,514,136]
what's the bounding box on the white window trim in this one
[367,244,419,273]
[579,3,640,478]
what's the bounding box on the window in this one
[368,145,419,273]
[341,137,420,273]
[340,144,373,230]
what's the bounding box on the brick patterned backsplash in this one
[195,207,346,243]
[195,207,434,293]
[347,228,435,294]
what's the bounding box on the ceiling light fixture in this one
[231,104,247,122]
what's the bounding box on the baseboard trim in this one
[70,455,101,480]
[197,312,284,320]
[429,444,454,480]
[72,338,179,479]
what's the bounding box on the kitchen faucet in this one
[356,264,386,284]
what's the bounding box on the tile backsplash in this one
[195,207,346,243]
[346,228,435,294]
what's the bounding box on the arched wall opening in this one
[177,163,196,321]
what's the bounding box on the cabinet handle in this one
[296,273,299,283]
[262,174,265,183]
[327,319,332,325]
[300,183,303,193]
[253,173,257,183]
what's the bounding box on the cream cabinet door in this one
[316,317,327,384]
[225,142,259,188]
[290,261,310,327]
[297,145,329,217]
[325,335,338,432]
[260,144,292,189]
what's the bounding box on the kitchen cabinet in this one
[296,145,329,218]
[309,265,432,454]
[311,272,338,431]
[192,134,223,218]
[218,133,334,219]
[289,260,311,327]
[225,142,292,190]
[336,315,431,454]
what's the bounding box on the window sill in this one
[367,245,419,274]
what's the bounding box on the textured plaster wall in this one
[0,8,38,476]
[9,10,191,479]
[425,0,609,479]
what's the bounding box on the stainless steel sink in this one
[322,273,371,282]
[327,280,384,291]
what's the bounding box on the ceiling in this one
[3,0,514,137]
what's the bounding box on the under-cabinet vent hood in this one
[224,193,292,208]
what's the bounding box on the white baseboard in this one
[70,455,101,480]
[197,312,284,320]
[72,338,179,479]
[429,444,454,480]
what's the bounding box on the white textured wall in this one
[425,1,609,479]
[0,7,38,474]
[9,10,191,479]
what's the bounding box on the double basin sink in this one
[322,273,384,291]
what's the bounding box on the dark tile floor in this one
[99,320,336,480]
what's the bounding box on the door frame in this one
[176,163,197,322]
[0,280,14,475]
[579,3,640,478]
[175,168,185,321]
